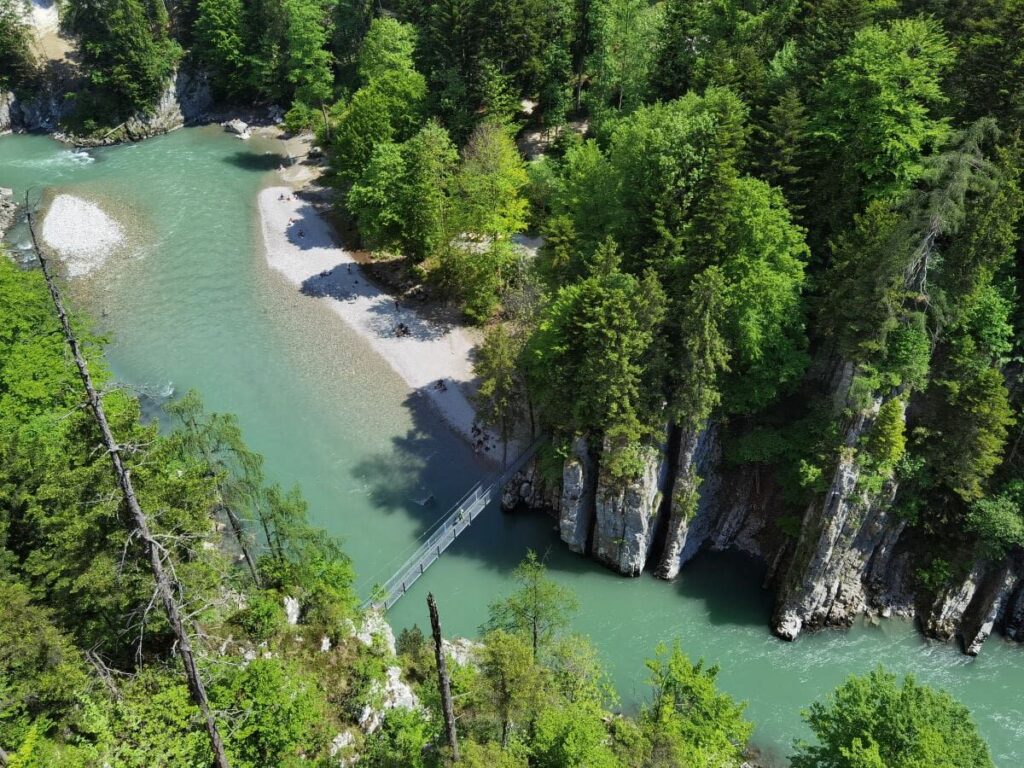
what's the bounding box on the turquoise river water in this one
[2,128,1022,765]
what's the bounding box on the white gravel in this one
[41,194,126,277]
[258,186,500,452]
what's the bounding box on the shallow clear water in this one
[2,129,1022,766]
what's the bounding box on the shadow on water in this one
[221,150,289,172]
[352,389,492,564]
[673,550,775,628]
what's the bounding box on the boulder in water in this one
[223,118,251,139]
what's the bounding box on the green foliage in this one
[362,707,437,767]
[455,119,530,239]
[194,0,246,99]
[328,17,427,186]
[967,481,1024,560]
[585,0,664,120]
[283,0,333,107]
[642,643,753,767]
[213,659,328,767]
[473,324,525,457]
[348,119,459,260]
[0,0,36,91]
[526,239,666,476]
[234,592,287,641]
[0,581,88,752]
[653,0,801,105]
[864,398,906,477]
[64,0,182,121]
[484,550,579,655]
[813,17,954,212]
[532,699,619,768]
[792,668,994,768]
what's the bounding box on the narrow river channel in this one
[2,127,1022,765]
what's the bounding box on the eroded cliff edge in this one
[503,361,1024,656]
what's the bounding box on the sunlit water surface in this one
[2,128,1022,765]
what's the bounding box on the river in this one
[2,127,1022,765]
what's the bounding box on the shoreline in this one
[257,184,503,460]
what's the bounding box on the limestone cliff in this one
[500,366,1024,654]
[591,442,665,575]
[657,425,720,579]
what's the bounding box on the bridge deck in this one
[363,438,543,611]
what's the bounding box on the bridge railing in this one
[364,437,544,611]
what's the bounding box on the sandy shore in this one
[258,186,503,456]
[41,194,126,276]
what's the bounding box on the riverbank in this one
[258,185,501,456]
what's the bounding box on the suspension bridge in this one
[361,438,544,611]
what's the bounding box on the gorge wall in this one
[503,366,1024,656]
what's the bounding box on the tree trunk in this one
[29,214,232,768]
[428,593,460,762]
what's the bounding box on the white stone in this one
[354,610,397,655]
[283,595,300,625]
[224,118,250,137]
[41,195,126,277]
[357,666,420,734]
[442,637,483,667]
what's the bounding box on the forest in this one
[2,0,1024,765]
[0,248,998,766]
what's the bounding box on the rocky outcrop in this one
[591,443,664,575]
[958,562,1019,655]
[560,437,597,553]
[772,435,903,639]
[6,66,211,141]
[501,453,561,513]
[62,69,213,146]
[1005,577,1024,641]
[0,187,17,237]
[922,561,987,642]
[223,118,251,138]
[0,92,12,134]
[358,666,420,733]
[657,425,720,578]
[498,358,1024,654]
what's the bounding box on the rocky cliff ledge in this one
[2,67,212,143]
[503,395,1024,656]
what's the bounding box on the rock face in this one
[223,118,251,138]
[6,67,212,142]
[591,444,664,575]
[772,393,904,640]
[0,187,17,237]
[0,92,12,134]
[560,437,597,553]
[499,357,1024,654]
[358,666,420,733]
[958,563,1019,655]
[658,425,720,579]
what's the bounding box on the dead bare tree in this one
[27,210,231,768]
[428,592,460,762]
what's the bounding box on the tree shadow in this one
[300,265,452,342]
[351,388,492,539]
[222,150,289,172]
[672,550,774,628]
